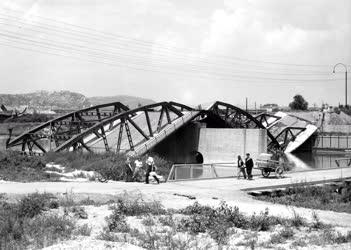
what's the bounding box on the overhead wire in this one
[0,8,339,68]
[0,36,342,84]
[0,25,339,79]
[0,8,347,84]
[0,14,335,75]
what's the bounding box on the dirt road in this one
[1,167,351,227]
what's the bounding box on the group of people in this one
[237,153,254,180]
[124,155,161,184]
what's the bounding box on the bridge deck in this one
[85,110,199,154]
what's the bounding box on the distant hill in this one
[89,95,155,109]
[0,91,156,111]
[0,91,90,110]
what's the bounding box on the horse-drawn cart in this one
[256,159,285,178]
[255,153,290,178]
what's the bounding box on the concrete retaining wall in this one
[197,128,267,163]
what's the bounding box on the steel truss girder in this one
[208,101,281,151]
[269,127,306,151]
[53,101,193,153]
[253,113,281,128]
[6,102,129,154]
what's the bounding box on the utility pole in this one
[333,63,348,107]
[254,102,257,114]
[245,97,248,112]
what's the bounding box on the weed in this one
[310,211,325,230]
[111,193,166,216]
[141,216,155,227]
[75,224,92,236]
[24,214,75,249]
[158,214,175,227]
[291,238,307,247]
[71,206,88,219]
[270,226,294,244]
[0,210,75,250]
[59,190,76,207]
[255,182,351,213]
[249,208,280,231]
[290,209,306,228]
[0,151,50,182]
[79,197,96,206]
[237,232,258,250]
[105,208,131,233]
[17,192,53,218]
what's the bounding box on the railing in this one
[314,135,351,150]
[167,162,236,182]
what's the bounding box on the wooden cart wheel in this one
[275,167,284,178]
[261,168,271,178]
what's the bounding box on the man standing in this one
[145,156,160,184]
[124,157,133,182]
[245,153,254,180]
[237,155,246,179]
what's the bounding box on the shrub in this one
[178,202,249,244]
[79,197,96,206]
[105,207,131,233]
[141,216,155,227]
[23,214,75,249]
[290,209,306,228]
[17,193,53,218]
[75,224,92,236]
[255,183,351,214]
[0,205,24,248]
[0,201,74,249]
[291,238,307,247]
[158,214,175,227]
[249,208,279,231]
[310,211,325,230]
[0,151,49,181]
[111,194,166,216]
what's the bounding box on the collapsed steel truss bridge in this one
[6,100,313,155]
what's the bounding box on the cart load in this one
[255,153,291,178]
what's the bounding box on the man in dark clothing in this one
[245,153,254,180]
[124,157,133,182]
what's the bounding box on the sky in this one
[0,0,350,108]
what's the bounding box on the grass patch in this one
[0,151,52,182]
[75,224,92,236]
[255,182,351,213]
[111,192,166,216]
[0,192,75,249]
[0,151,173,182]
[178,202,283,245]
[269,226,294,244]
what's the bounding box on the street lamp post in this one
[333,63,348,107]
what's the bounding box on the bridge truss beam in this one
[208,101,281,152]
[53,101,193,153]
[6,102,130,154]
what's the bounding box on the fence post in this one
[338,136,340,148]
[190,165,193,179]
[210,164,217,178]
[330,135,332,148]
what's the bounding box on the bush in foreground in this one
[255,183,351,213]
[0,151,48,182]
[0,193,75,249]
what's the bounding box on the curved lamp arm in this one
[333,63,347,73]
